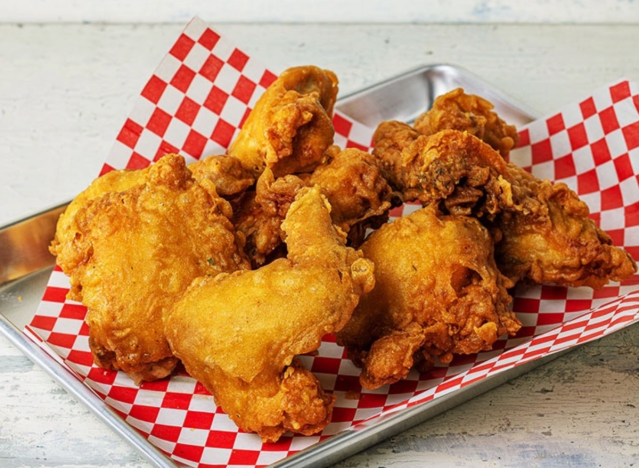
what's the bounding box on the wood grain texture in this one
[3,0,639,24]
[1,23,638,468]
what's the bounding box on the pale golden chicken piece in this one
[228,65,338,178]
[336,205,519,390]
[165,186,375,442]
[50,167,148,301]
[372,124,637,289]
[51,154,249,383]
[414,87,519,158]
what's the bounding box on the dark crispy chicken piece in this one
[229,65,338,178]
[414,87,519,158]
[336,205,519,389]
[372,123,516,219]
[234,146,397,265]
[165,186,375,441]
[303,146,399,246]
[495,163,637,289]
[189,154,255,197]
[51,155,249,383]
[232,172,306,267]
[371,123,637,289]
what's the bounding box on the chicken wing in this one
[336,205,519,389]
[413,87,519,158]
[165,186,375,441]
[51,154,249,383]
[229,65,338,178]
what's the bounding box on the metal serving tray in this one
[0,64,557,468]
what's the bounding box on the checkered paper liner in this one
[24,16,639,468]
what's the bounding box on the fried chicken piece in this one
[414,88,519,158]
[50,167,148,301]
[304,146,399,246]
[228,66,338,178]
[189,154,255,197]
[232,173,305,267]
[336,205,519,390]
[165,186,375,441]
[495,163,637,289]
[372,124,516,218]
[372,124,637,289]
[233,146,398,265]
[51,154,249,383]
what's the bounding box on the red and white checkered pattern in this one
[25,17,639,468]
[101,17,372,177]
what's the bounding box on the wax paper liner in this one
[25,16,639,468]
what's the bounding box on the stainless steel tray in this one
[0,64,560,468]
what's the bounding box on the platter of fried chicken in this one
[45,60,636,454]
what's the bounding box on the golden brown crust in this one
[372,118,636,290]
[336,205,519,390]
[233,146,398,265]
[189,154,255,197]
[51,154,249,383]
[495,164,637,289]
[166,186,374,441]
[372,124,515,218]
[414,87,519,158]
[228,66,338,178]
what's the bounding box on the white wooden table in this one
[1,23,639,467]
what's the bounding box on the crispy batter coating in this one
[189,154,255,197]
[372,124,515,218]
[305,146,399,245]
[233,146,397,265]
[495,164,637,289]
[336,205,519,389]
[229,66,338,178]
[51,154,249,383]
[372,123,637,289]
[414,88,519,158]
[50,167,148,301]
[165,186,375,442]
[232,172,305,267]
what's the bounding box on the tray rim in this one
[0,62,556,468]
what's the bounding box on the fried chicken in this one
[336,205,519,389]
[495,163,637,289]
[51,154,249,383]
[372,122,637,289]
[233,146,397,265]
[232,171,305,267]
[372,124,515,218]
[165,186,374,442]
[229,65,338,178]
[189,154,255,197]
[50,167,148,300]
[303,146,399,246]
[414,87,519,158]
